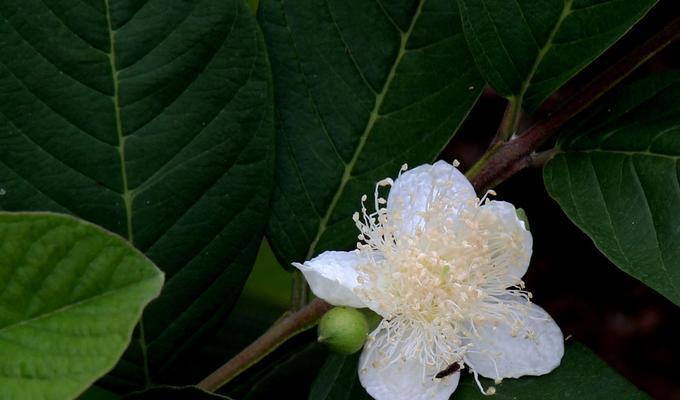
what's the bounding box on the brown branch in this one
[197,298,332,391]
[470,15,680,191]
[529,148,559,168]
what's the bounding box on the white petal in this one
[358,328,460,400]
[480,200,533,281]
[465,303,564,380]
[387,160,476,236]
[292,250,366,308]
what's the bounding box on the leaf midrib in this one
[104,0,134,244]
[563,148,680,160]
[0,276,156,336]
[104,0,150,384]
[514,0,573,107]
[627,156,678,296]
[304,0,427,260]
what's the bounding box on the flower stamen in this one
[352,163,533,381]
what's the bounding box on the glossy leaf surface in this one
[545,72,680,305]
[260,0,484,266]
[0,0,274,386]
[458,0,656,110]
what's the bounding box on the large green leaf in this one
[457,0,656,111]
[544,72,680,305]
[260,0,484,265]
[147,240,292,386]
[0,0,273,387]
[309,343,648,399]
[158,295,284,385]
[0,212,163,400]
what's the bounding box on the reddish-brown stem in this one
[470,16,680,191]
[197,298,332,391]
[529,148,559,168]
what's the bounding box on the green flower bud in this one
[516,208,530,231]
[318,306,369,355]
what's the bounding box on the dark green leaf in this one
[309,353,370,400]
[159,295,284,385]
[239,343,327,400]
[260,0,484,266]
[457,0,656,110]
[544,72,680,305]
[125,387,231,400]
[0,0,274,387]
[452,342,649,399]
[0,212,163,400]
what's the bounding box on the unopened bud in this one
[318,307,369,355]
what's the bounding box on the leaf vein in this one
[0,107,119,193]
[0,12,110,96]
[140,124,261,253]
[0,60,113,148]
[117,1,199,72]
[628,157,678,294]
[305,0,429,260]
[276,0,349,165]
[122,4,240,136]
[325,0,379,94]
[585,153,635,269]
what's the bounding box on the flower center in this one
[353,164,533,371]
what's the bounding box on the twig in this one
[495,96,522,143]
[469,15,680,191]
[464,141,502,180]
[530,148,559,168]
[197,298,332,391]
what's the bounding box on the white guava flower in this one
[293,161,564,400]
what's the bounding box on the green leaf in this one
[125,387,232,400]
[457,0,656,111]
[0,212,163,400]
[309,353,369,400]
[156,294,284,385]
[260,0,484,266]
[0,0,274,387]
[453,342,649,399]
[544,72,680,305]
[309,343,648,400]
